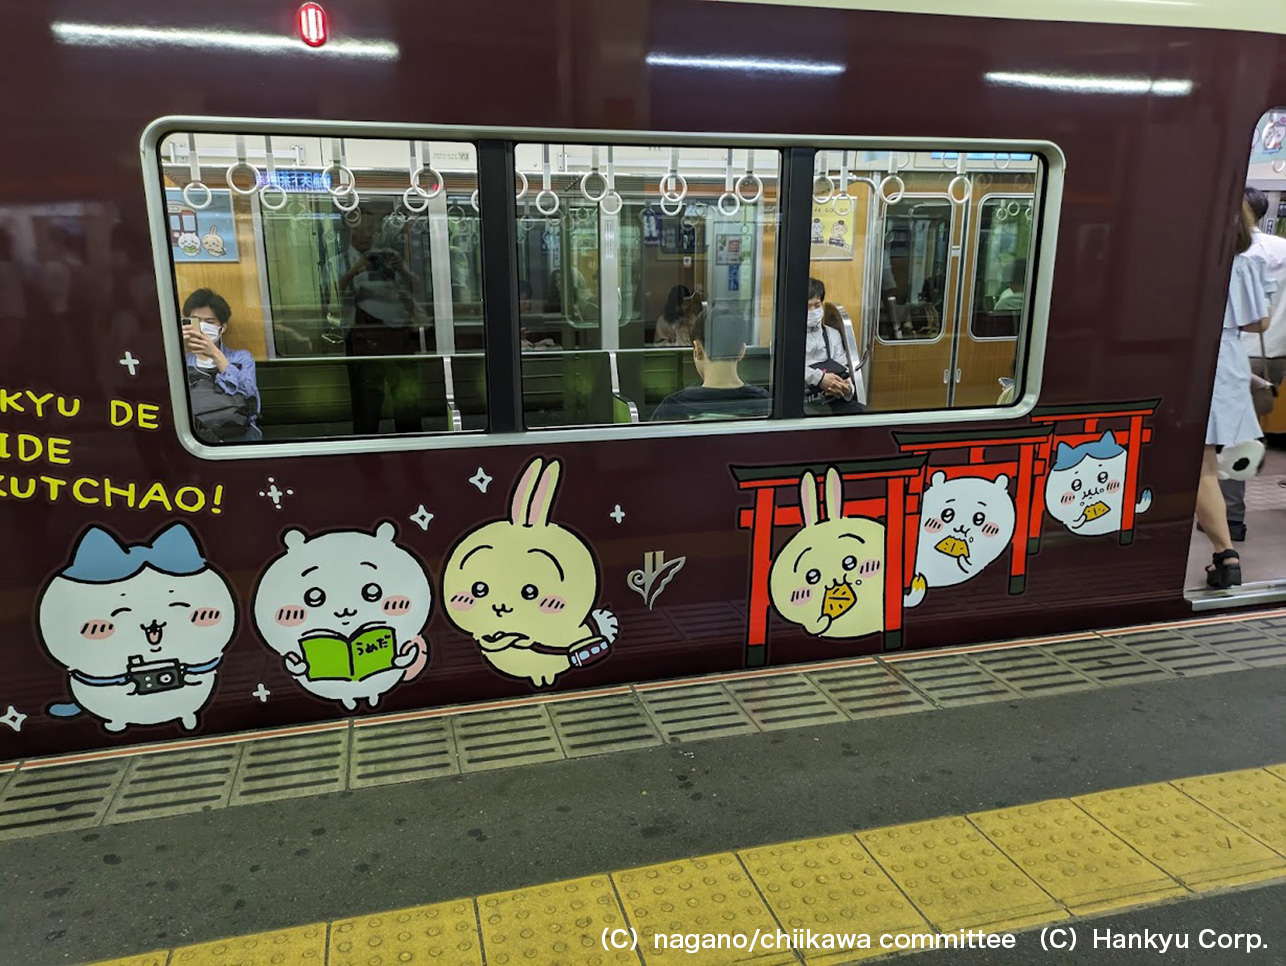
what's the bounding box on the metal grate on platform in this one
[1111,629,1249,677]
[229,729,349,806]
[453,706,566,773]
[637,683,759,743]
[884,655,1017,707]
[1045,638,1173,686]
[349,719,459,789]
[1182,622,1286,668]
[807,663,936,718]
[724,674,847,730]
[546,694,663,758]
[969,645,1099,698]
[0,760,126,840]
[105,746,241,824]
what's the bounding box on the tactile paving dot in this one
[613,853,794,965]
[739,834,928,963]
[171,923,326,965]
[330,899,481,966]
[857,817,1065,933]
[1076,782,1286,890]
[1173,769,1286,855]
[968,799,1183,915]
[478,874,635,966]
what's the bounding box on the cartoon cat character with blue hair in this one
[1045,431,1153,536]
[38,523,237,733]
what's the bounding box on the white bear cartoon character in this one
[768,467,886,640]
[38,523,236,733]
[442,457,618,687]
[1045,431,1152,537]
[252,522,430,711]
[905,473,1016,608]
[176,229,201,257]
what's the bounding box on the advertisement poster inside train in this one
[164,188,239,263]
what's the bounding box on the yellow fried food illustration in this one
[1083,501,1110,521]
[933,535,970,559]
[768,467,886,640]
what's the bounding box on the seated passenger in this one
[181,287,261,443]
[650,305,770,421]
[804,277,866,415]
[654,284,701,346]
[992,259,1027,312]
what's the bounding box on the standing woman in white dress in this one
[1199,201,1272,588]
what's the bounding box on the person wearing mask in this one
[650,304,770,421]
[181,288,261,443]
[1198,201,1272,588]
[805,277,866,415]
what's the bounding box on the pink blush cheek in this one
[788,587,812,607]
[382,595,412,616]
[189,607,223,627]
[1106,480,1122,493]
[80,620,115,640]
[538,596,566,614]
[981,523,1001,537]
[449,594,476,612]
[859,558,882,576]
[923,517,944,534]
[1060,491,1077,505]
[275,606,307,627]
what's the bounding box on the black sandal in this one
[1206,550,1242,589]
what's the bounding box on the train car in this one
[1,0,1284,760]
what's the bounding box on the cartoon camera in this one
[125,655,184,694]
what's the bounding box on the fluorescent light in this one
[51,21,399,61]
[646,52,844,76]
[985,71,1192,96]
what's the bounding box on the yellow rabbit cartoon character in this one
[768,467,886,640]
[443,457,618,686]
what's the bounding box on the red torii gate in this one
[1027,398,1159,551]
[731,456,928,665]
[892,425,1055,596]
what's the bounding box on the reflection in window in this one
[159,132,484,443]
[971,197,1034,339]
[878,198,951,342]
[512,143,780,428]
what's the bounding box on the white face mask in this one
[806,307,824,326]
[199,322,222,341]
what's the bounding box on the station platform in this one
[2,610,1285,966]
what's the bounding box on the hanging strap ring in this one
[878,175,905,205]
[995,153,1012,170]
[659,173,687,203]
[831,190,855,216]
[447,204,466,227]
[659,194,684,217]
[333,188,361,213]
[535,189,560,216]
[182,182,213,210]
[225,160,261,196]
[514,170,529,200]
[717,192,741,217]
[1274,160,1286,175]
[470,189,480,212]
[403,185,431,213]
[948,174,972,205]
[812,174,835,205]
[734,173,763,205]
[410,165,444,200]
[324,163,356,197]
[599,190,623,216]
[343,207,363,226]
[580,170,608,203]
[259,182,289,211]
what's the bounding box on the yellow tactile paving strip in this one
[87,765,1286,966]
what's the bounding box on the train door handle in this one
[942,368,950,385]
[954,368,962,384]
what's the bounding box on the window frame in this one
[141,116,1064,462]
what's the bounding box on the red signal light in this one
[298,3,327,47]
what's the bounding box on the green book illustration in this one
[299,625,396,682]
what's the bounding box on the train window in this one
[512,143,780,427]
[154,131,485,443]
[807,151,1046,415]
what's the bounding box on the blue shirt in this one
[186,347,261,431]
